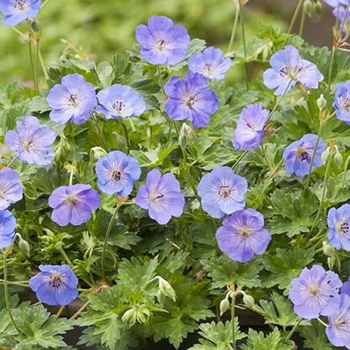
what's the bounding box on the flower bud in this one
[334,152,343,169]
[303,0,313,16]
[31,19,41,32]
[219,298,230,316]
[158,277,177,301]
[179,123,194,149]
[321,147,331,164]
[323,241,336,257]
[317,94,327,111]
[90,146,107,160]
[327,256,335,270]
[243,294,255,308]
[17,234,30,257]
[121,307,137,325]
[315,0,322,16]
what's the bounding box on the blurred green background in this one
[0,0,336,85]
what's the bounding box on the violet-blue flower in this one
[135,169,185,225]
[197,166,247,219]
[0,168,23,210]
[0,0,41,26]
[334,80,350,124]
[216,209,271,263]
[324,0,350,6]
[326,294,350,349]
[0,210,16,249]
[263,45,324,95]
[95,151,141,196]
[333,6,350,32]
[135,15,190,65]
[29,264,78,306]
[46,73,97,125]
[233,103,270,151]
[164,71,219,128]
[5,116,55,165]
[96,84,146,120]
[283,133,325,177]
[289,265,342,319]
[188,47,232,80]
[48,184,100,226]
[327,204,350,251]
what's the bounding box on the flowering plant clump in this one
[3,1,350,349]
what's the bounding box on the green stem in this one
[288,0,304,35]
[268,80,293,120]
[70,301,90,320]
[58,246,73,265]
[119,119,130,152]
[299,6,306,37]
[309,153,332,234]
[101,205,120,281]
[239,0,249,89]
[304,124,323,190]
[342,156,350,190]
[231,294,236,350]
[285,318,302,343]
[41,0,51,7]
[55,306,65,319]
[227,3,240,53]
[157,66,166,98]
[317,317,328,327]
[327,47,336,97]
[38,44,49,80]
[2,251,21,335]
[261,143,272,170]
[7,156,17,167]
[232,150,248,170]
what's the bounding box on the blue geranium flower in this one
[29,265,78,306]
[327,204,350,251]
[188,47,232,80]
[334,80,350,124]
[5,116,55,165]
[283,133,325,177]
[289,265,342,319]
[164,71,219,128]
[324,0,350,7]
[197,166,247,219]
[48,184,100,226]
[46,74,97,125]
[96,84,146,120]
[333,6,350,32]
[0,168,23,210]
[0,0,41,26]
[233,103,270,151]
[135,15,190,65]
[0,210,16,249]
[135,169,185,225]
[95,151,141,196]
[263,45,323,95]
[326,294,350,349]
[216,209,271,263]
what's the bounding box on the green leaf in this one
[298,320,333,350]
[269,189,318,237]
[28,96,51,113]
[117,256,158,291]
[241,328,294,350]
[201,255,263,289]
[252,292,303,328]
[263,248,315,292]
[189,320,246,350]
[12,304,73,349]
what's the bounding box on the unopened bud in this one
[327,256,335,270]
[90,146,107,160]
[317,94,327,111]
[158,277,176,301]
[17,234,30,257]
[323,241,336,257]
[219,298,230,316]
[303,0,313,16]
[334,152,343,169]
[243,294,255,308]
[315,1,322,16]
[31,19,41,32]
[179,123,194,149]
[321,147,331,164]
